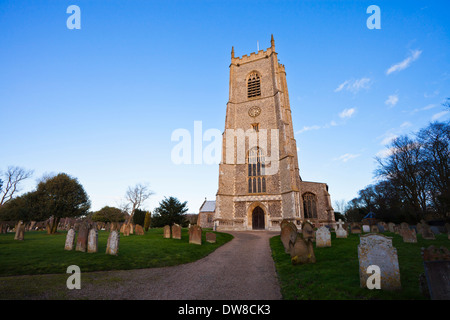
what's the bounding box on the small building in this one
[198,199,216,228]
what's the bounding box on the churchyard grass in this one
[0,228,233,277]
[270,232,449,300]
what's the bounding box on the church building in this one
[211,35,335,231]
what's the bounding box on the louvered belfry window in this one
[247,72,261,98]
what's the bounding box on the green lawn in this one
[0,228,233,277]
[270,231,449,300]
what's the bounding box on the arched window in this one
[303,193,317,219]
[247,72,261,99]
[248,148,266,193]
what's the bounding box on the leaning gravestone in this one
[14,221,25,241]
[163,225,171,239]
[421,246,450,300]
[289,236,315,265]
[316,226,331,247]
[358,234,401,291]
[87,228,98,253]
[106,230,120,256]
[205,232,216,243]
[401,228,417,243]
[335,219,348,238]
[189,225,202,245]
[76,224,89,252]
[301,221,315,241]
[281,223,298,253]
[64,229,76,251]
[172,224,181,240]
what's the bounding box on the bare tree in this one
[125,183,154,219]
[0,166,33,206]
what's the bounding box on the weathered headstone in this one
[163,225,171,238]
[289,237,315,265]
[362,225,370,233]
[316,226,331,247]
[123,224,131,237]
[336,219,348,238]
[400,222,409,230]
[75,223,89,252]
[358,234,401,291]
[87,228,98,253]
[388,222,396,233]
[189,225,202,245]
[135,224,145,236]
[172,224,181,239]
[421,223,436,240]
[301,221,315,241]
[281,223,298,253]
[106,230,120,256]
[401,228,417,243]
[370,225,379,233]
[351,223,362,234]
[64,229,76,250]
[205,232,216,243]
[376,224,385,233]
[421,246,450,300]
[14,221,25,241]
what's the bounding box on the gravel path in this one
[64,231,282,300]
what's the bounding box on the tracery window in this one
[303,192,317,219]
[248,148,266,193]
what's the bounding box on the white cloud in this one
[431,110,449,121]
[339,108,356,119]
[334,78,371,93]
[385,94,399,107]
[295,125,321,134]
[380,133,398,146]
[334,153,361,162]
[386,50,422,75]
[376,148,394,158]
[400,121,412,129]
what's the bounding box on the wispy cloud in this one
[385,94,399,107]
[386,50,422,75]
[400,121,412,129]
[334,78,371,93]
[431,110,449,121]
[380,133,398,146]
[334,153,361,162]
[295,125,321,134]
[339,108,356,119]
[411,104,436,114]
[376,148,394,158]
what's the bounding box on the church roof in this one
[200,200,216,213]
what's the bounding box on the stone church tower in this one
[214,35,334,231]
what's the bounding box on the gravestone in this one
[135,224,145,236]
[64,229,76,251]
[301,221,315,241]
[377,224,385,233]
[362,225,370,233]
[205,232,216,243]
[163,225,171,238]
[388,222,396,233]
[400,222,409,230]
[189,225,202,245]
[370,225,379,233]
[401,228,417,243]
[351,223,362,234]
[123,224,131,237]
[14,221,25,241]
[280,219,290,230]
[316,226,331,247]
[289,237,316,265]
[87,228,98,253]
[335,219,348,238]
[106,230,120,255]
[76,223,89,252]
[421,224,436,240]
[172,224,181,239]
[281,222,298,253]
[358,234,401,291]
[421,246,450,300]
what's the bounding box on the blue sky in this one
[1,0,449,213]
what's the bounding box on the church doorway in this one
[252,206,265,230]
